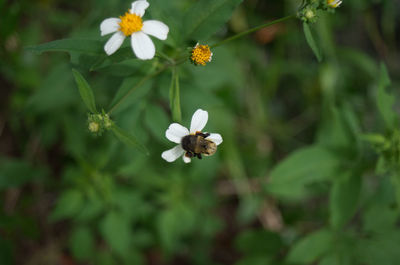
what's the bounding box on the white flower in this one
[100,0,169,60]
[162,109,223,163]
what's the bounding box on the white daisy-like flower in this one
[100,0,169,60]
[327,0,342,8]
[162,109,223,163]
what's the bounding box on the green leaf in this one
[111,124,149,155]
[377,63,397,130]
[356,230,400,265]
[169,68,182,123]
[72,69,97,113]
[26,63,75,114]
[319,252,353,265]
[183,0,244,41]
[50,189,84,221]
[108,76,153,115]
[303,22,322,62]
[391,173,400,208]
[286,229,333,264]
[266,146,340,200]
[317,105,353,151]
[144,104,169,143]
[75,199,104,222]
[158,204,196,252]
[235,256,272,265]
[26,38,103,55]
[0,158,47,189]
[330,171,361,229]
[100,211,132,257]
[69,226,95,261]
[235,229,282,255]
[363,178,398,232]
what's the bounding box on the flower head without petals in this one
[162,109,223,163]
[100,0,169,60]
[190,43,213,66]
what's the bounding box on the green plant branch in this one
[107,58,187,115]
[210,14,296,48]
[107,66,167,115]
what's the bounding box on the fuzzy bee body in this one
[181,132,217,159]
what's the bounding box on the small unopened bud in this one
[298,6,318,23]
[87,112,113,136]
[305,9,315,20]
[89,122,100,133]
[103,114,113,129]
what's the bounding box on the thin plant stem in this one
[210,14,296,49]
[107,59,187,115]
[156,51,174,64]
[107,66,167,115]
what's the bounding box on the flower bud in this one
[89,122,100,133]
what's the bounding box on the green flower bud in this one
[89,122,100,133]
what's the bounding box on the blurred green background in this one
[1,0,400,264]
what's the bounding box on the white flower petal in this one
[142,20,169,40]
[100,18,120,36]
[162,145,184,162]
[131,0,149,17]
[183,155,191,163]
[104,31,125,55]
[190,109,208,133]
[208,133,223,145]
[165,123,189,144]
[131,31,155,60]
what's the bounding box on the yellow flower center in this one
[119,12,143,36]
[191,44,212,66]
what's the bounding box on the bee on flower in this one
[162,109,223,163]
[327,0,342,8]
[190,43,213,66]
[100,0,169,60]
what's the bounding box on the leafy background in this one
[1,0,400,264]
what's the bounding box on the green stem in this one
[107,59,187,115]
[107,66,166,115]
[156,51,174,64]
[210,14,296,48]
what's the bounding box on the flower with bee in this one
[162,109,223,163]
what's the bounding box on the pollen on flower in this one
[327,0,342,8]
[119,11,143,36]
[190,44,213,66]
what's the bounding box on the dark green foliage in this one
[2,0,400,264]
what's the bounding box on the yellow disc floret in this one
[191,44,213,66]
[119,11,143,36]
